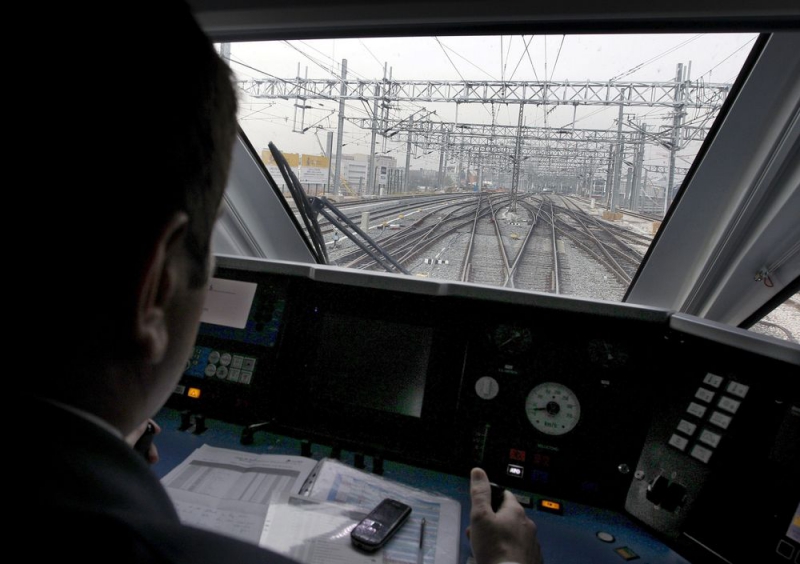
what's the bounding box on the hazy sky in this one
[228,33,757,173]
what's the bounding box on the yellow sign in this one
[187,387,202,399]
[262,150,299,167]
[302,154,329,168]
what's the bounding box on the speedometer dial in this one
[491,325,533,355]
[525,382,581,436]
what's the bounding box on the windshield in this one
[229,33,761,302]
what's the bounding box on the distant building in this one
[341,153,398,195]
[341,157,368,194]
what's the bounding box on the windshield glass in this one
[229,33,757,303]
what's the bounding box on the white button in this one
[709,411,732,429]
[703,373,724,388]
[243,357,256,371]
[690,444,713,463]
[208,350,221,364]
[240,370,253,384]
[669,434,689,451]
[232,355,244,369]
[228,368,240,382]
[699,429,721,447]
[726,381,749,398]
[204,364,217,377]
[677,420,697,435]
[695,388,715,403]
[216,366,228,379]
[718,396,741,414]
[220,352,232,366]
[687,402,707,417]
[596,532,615,543]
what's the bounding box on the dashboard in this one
[168,255,800,563]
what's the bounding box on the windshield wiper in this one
[268,142,329,264]
[268,142,409,275]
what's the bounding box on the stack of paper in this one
[161,445,461,564]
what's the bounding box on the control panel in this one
[457,311,669,507]
[167,256,799,564]
[625,314,800,564]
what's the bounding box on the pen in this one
[417,518,426,564]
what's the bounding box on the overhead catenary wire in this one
[433,37,498,80]
[508,35,535,81]
[695,37,757,82]
[288,39,435,135]
[230,35,754,179]
[228,53,381,143]
[610,34,704,81]
[549,35,566,82]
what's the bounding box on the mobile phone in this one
[351,498,412,552]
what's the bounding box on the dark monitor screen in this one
[314,313,433,418]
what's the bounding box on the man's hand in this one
[125,419,161,465]
[468,467,543,564]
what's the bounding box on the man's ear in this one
[135,212,190,364]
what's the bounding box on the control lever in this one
[646,475,686,512]
[354,453,366,469]
[192,414,206,435]
[490,482,505,512]
[373,455,384,475]
[179,410,193,431]
[178,411,207,435]
[240,419,274,445]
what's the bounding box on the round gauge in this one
[525,382,581,436]
[492,325,533,355]
[475,376,500,400]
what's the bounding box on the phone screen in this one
[351,498,412,551]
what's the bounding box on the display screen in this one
[314,313,432,418]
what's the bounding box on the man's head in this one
[28,1,238,432]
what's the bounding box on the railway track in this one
[324,193,653,301]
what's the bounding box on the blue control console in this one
[161,256,799,564]
[153,407,691,564]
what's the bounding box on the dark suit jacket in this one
[15,398,299,564]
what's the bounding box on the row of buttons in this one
[206,349,256,371]
[203,363,254,384]
[668,373,750,464]
[185,347,257,386]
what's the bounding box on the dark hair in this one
[161,11,239,288]
[128,1,239,288]
[26,1,238,366]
